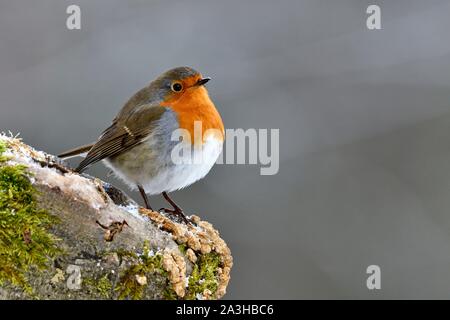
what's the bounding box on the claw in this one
[159,207,191,225]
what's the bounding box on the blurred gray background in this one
[1,0,450,299]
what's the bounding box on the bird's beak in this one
[196,77,211,86]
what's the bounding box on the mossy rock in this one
[0,136,232,300]
[0,140,61,295]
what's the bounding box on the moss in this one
[163,286,178,300]
[0,139,61,294]
[114,241,223,300]
[84,274,113,299]
[178,243,187,254]
[115,247,138,260]
[185,252,221,300]
[0,141,8,162]
[115,241,168,300]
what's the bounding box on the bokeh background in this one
[2,0,450,299]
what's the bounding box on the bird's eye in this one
[171,82,183,92]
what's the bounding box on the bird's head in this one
[151,66,212,105]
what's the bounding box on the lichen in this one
[0,139,61,294]
[162,250,186,297]
[139,208,233,299]
[114,238,223,301]
[185,252,221,300]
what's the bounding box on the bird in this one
[58,66,224,224]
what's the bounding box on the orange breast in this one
[162,86,224,145]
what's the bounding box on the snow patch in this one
[118,203,147,221]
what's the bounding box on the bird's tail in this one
[58,143,94,160]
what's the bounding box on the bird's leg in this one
[160,192,190,224]
[137,185,153,211]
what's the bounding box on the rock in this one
[0,134,232,300]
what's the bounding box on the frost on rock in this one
[0,134,232,300]
[2,134,106,210]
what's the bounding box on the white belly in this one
[104,136,223,195]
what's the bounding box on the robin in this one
[58,67,224,224]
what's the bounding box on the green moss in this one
[163,286,178,300]
[115,241,167,300]
[115,247,138,260]
[0,141,8,162]
[110,243,223,300]
[0,140,60,294]
[84,274,113,299]
[178,243,187,254]
[185,252,221,300]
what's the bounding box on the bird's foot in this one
[159,207,191,225]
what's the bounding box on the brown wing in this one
[58,143,94,159]
[75,104,167,173]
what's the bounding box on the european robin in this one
[59,67,224,223]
